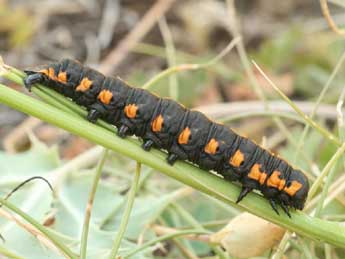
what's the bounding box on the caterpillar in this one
[23,59,309,217]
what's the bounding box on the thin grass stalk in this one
[252,61,340,146]
[159,16,179,100]
[0,245,27,259]
[171,204,227,259]
[108,163,141,259]
[0,198,77,259]
[123,229,209,258]
[141,37,240,89]
[294,49,345,162]
[80,149,109,259]
[308,142,345,200]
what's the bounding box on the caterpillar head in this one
[280,169,309,210]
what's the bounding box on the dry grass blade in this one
[320,0,345,36]
[99,0,177,75]
[252,60,340,146]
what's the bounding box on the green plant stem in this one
[252,61,340,146]
[0,245,27,259]
[4,68,117,134]
[0,198,77,259]
[123,229,209,258]
[294,49,345,162]
[132,42,235,80]
[108,163,141,259]
[314,166,338,217]
[1,85,345,247]
[308,142,345,200]
[141,37,240,89]
[80,149,109,259]
[159,16,179,100]
[172,204,227,259]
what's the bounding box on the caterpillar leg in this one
[280,202,291,218]
[118,125,130,138]
[87,108,101,123]
[269,199,279,215]
[142,139,154,151]
[236,187,252,203]
[24,73,45,91]
[167,153,179,165]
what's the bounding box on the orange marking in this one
[48,67,55,79]
[229,150,244,167]
[39,69,49,76]
[248,164,267,185]
[76,78,93,92]
[204,138,219,155]
[267,171,286,191]
[178,127,191,145]
[284,181,302,196]
[57,71,67,83]
[124,104,138,119]
[98,90,113,105]
[152,114,164,132]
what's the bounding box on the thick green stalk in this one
[1,85,345,247]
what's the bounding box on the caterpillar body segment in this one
[24,58,309,216]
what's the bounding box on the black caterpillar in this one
[24,59,309,216]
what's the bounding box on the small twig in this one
[320,0,345,36]
[99,0,177,74]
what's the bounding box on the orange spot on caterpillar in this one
[124,104,138,119]
[178,127,191,145]
[40,68,58,81]
[248,163,267,185]
[39,68,67,84]
[284,181,302,196]
[39,69,49,76]
[267,171,286,191]
[152,114,164,132]
[48,67,55,79]
[98,90,113,105]
[76,78,93,92]
[230,150,244,167]
[204,138,219,155]
[57,71,67,83]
